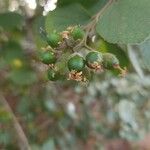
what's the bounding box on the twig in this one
[81,0,114,51]
[84,0,114,30]
[94,0,114,23]
[0,94,31,150]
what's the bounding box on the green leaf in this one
[2,41,24,64]
[127,45,144,78]
[96,0,150,44]
[0,107,12,123]
[0,12,24,30]
[45,4,90,34]
[139,38,150,71]
[57,0,108,16]
[89,0,108,15]
[0,131,11,145]
[57,0,99,8]
[9,68,37,86]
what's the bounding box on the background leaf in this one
[2,41,24,64]
[127,45,144,78]
[9,68,37,86]
[57,0,99,9]
[139,38,150,71]
[0,12,24,30]
[96,0,150,44]
[45,4,90,34]
[89,0,108,15]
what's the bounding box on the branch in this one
[85,0,114,30]
[0,94,31,150]
[79,0,114,51]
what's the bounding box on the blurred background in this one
[0,0,150,149]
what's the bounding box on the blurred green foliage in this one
[0,0,150,150]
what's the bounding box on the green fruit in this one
[47,69,60,81]
[102,53,119,69]
[71,27,85,40]
[41,51,56,64]
[47,33,61,48]
[67,55,85,71]
[86,51,103,69]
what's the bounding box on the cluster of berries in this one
[39,26,126,82]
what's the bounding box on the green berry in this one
[67,55,85,72]
[102,53,119,69]
[41,51,56,64]
[47,69,60,81]
[47,33,61,48]
[86,51,103,69]
[71,26,85,40]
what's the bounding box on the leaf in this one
[0,12,24,30]
[9,68,37,86]
[45,4,90,34]
[0,131,11,145]
[57,0,99,8]
[2,41,24,64]
[89,0,109,15]
[0,107,12,123]
[57,0,109,16]
[96,0,150,44]
[127,45,144,78]
[139,38,150,71]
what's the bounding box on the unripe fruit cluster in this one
[39,26,127,82]
[67,52,126,82]
[45,26,85,49]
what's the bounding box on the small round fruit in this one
[67,55,85,72]
[41,51,56,64]
[86,51,103,69]
[71,26,85,40]
[47,33,61,48]
[102,53,119,69]
[47,69,59,81]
